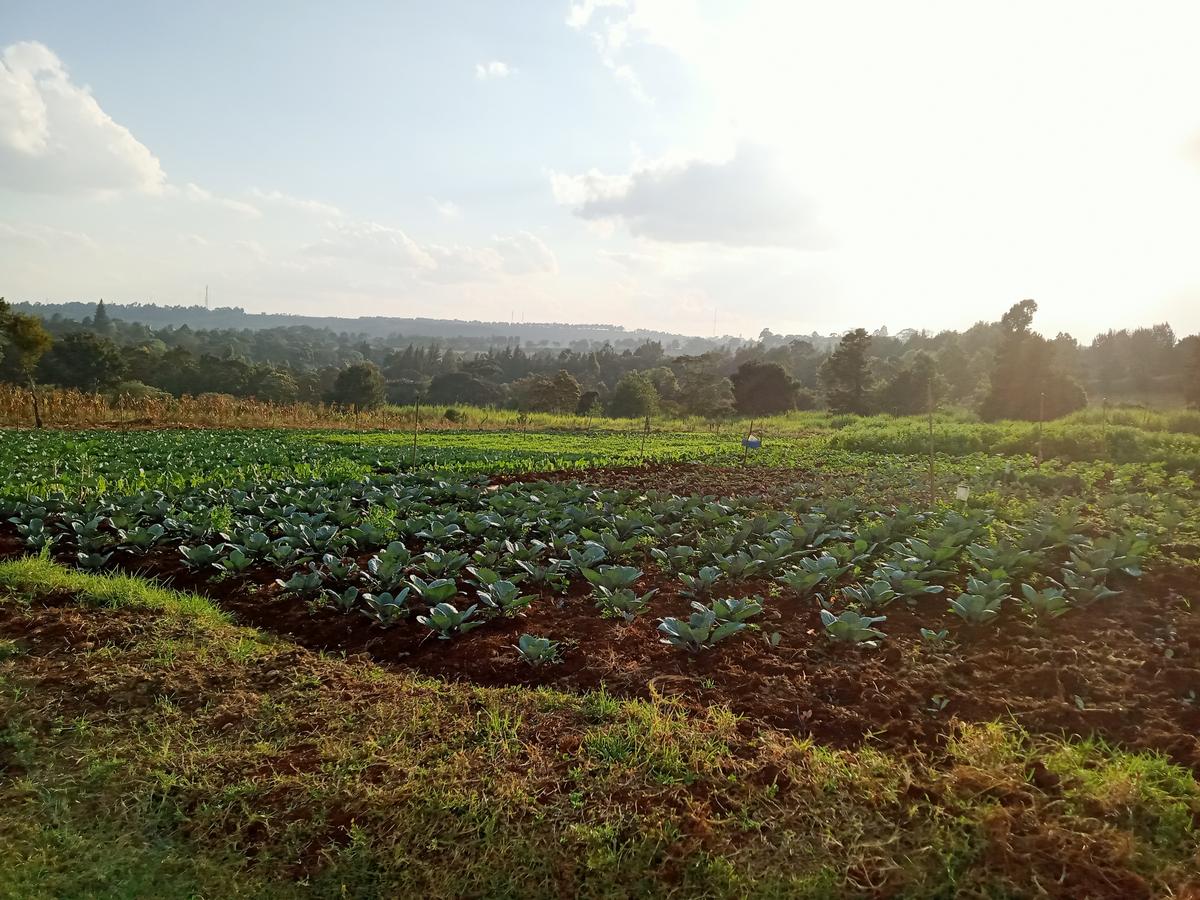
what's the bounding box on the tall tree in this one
[877,352,944,415]
[731,361,801,416]
[819,328,874,414]
[39,332,127,392]
[0,298,54,427]
[92,299,113,336]
[1184,337,1200,409]
[330,362,386,414]
[607,371,659,418]
[978,300,1086,421]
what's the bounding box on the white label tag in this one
[955,484,970,501]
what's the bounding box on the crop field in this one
[1,420,1199,898]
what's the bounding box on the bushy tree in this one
[819,329,875,414]
[877,352,944,415]
[253,369,300,404]
[92,299,113,336]
[978,300,1086,421]
[730,361,800,416]
[607,371,659,418]
[575,389,600,415]
[672,353,735,418]
[0,298,54,426]
[38,332,127,392]
[427,371,504,407]
[1183,337,1200,409]
[331,362,386,413]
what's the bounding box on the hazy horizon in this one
[4,2,1200,341]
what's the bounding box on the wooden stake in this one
[411,395,421,469]
[927,381,934,505]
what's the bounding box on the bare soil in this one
[5,525,1198,776]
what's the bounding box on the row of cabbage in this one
[2,472,1152,660]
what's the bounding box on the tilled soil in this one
[5,527,1198,775]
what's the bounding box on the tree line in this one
[2,297,1197,423]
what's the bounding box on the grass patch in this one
[0,562,1196,898]
[0,554,226,625]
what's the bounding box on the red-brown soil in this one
[5,526,1198,775]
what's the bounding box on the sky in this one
[2,1,1200,340]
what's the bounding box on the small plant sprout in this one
[361,589,411,627]
[477,580,536,617]
[763,631,782,649]
[919,627,951,649]
[1059,568,1120,607]
[407,576,460,605]
[948,592,1003,625]
[324,585,360,614]
[417,602,485,640]
[593,586,657,622]
[514,634,561,666]
[657,609,746,652]
[840,580,899,612]
[179,543,223,570]
[1018,583,1069,624]
[580,565,642,592]
[275,569,324,597]
[926,695,951,714]
[678,566,722,598]
[819,609,887,648]
[215,547,254,576]
[75,550,112,570]
[706,596,763,624]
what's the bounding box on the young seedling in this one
[417,602,484,640]
[657,610,746,653]
[819,609,887,648]
[361,589,411,627]
[948,592,1002,625]
[594,586,657,622]
[477,580,536,617]
[706,596,763,624]
[514,634,561,666]
[1018,583,1069,624]
[679,566,722,598]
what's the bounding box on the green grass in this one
[0,561,1196,898]
[0,555,227,625]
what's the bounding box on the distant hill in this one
[13,301,731,351]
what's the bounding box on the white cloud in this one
[432,197,460,218]
[301,220,556,283]
[492,231,558,275]
[176,182,262,218]
[474,60,513,81]
[248,188,343,218]
[0,41,165,194]
[552,144,819,248]
[567,0,709,102]
[0,220,96,250]
[303,221,437,270]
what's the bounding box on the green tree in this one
[550,370,582,412]
[673,353,736,418]
[607,371,659,418]
[253,369,300,404]
[575,389,600,416]
[819,328,874,414]
[877,352,944,415]
[978,300,1086,421]
[427,371,504,407]
[330,362,386,414]
[1183,337,1200,409]
[0,298,54,427]
[38,332,127,392]
[731,361,802,415]
[92,299,113,336]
